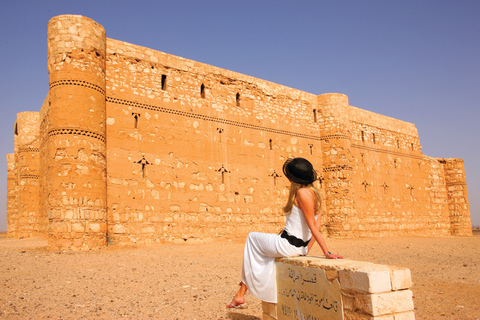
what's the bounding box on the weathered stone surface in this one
[355,290,414,316]
[392,311,415,320]
[262,301,277,318]
[390,267,413,291]
[339,268,392,294]
[269,257,415,320]
[7,14,472,248]
[276,262,343,320]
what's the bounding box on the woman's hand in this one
[326,253,344,259]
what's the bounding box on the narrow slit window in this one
[236,93,240,107]
[132,113,140,129]
[411,143,414,150]
[372,133,376,144]
[269,139,273,150]
[161,75,167,90]
[361,131,364,142]
[217,128,224,142]
[201,84,205,98]
[397,140,400,148]
[313,109,317,122]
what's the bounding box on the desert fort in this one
[6,15,472,250]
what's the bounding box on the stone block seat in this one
[262,256,415,320]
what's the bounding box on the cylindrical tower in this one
[45,15,107,249]
[317,93,356,237]
[6,153,18,238]
[14,112,41,238]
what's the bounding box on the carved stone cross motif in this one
[382,182,389,194]
[362,180,370,192]
[269,170,280,186]
[217,165,230,183]
[135,155,151,178]
[407,185,414,196]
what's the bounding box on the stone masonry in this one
[263,256,415,320]
[6,15,472,249]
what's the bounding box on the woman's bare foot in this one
[226,282,247,308]
[226,296,245,308]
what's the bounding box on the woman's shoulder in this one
[296,187,315,198]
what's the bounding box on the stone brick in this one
[390,267,413,290]
[342,292,356,310]
[339,268,392,293]
[326,269,339,280]
[355,290,414,316]
[344,310,390,320]
[262,301,277,318]
[393,311,415,320]
[263,314,277,320]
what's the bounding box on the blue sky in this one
[0,0,478,231]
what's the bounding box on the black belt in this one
[281,230,310,248]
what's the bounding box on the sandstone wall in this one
[441,158,471,235]
[104,38,326,245]
[6,14,472,247]
[6,153,18,238]
[14,112,41,238]
[347,109,452,237]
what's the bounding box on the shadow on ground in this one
[226,311,261,320]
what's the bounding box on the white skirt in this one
[241,232,307,303]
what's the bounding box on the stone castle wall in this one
[6,15,472,249]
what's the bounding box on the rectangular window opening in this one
[161,75,167,90]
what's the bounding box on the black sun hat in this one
[283,157,318,185]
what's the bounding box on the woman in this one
[227,157,343,308]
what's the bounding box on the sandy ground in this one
[0,233,479,320]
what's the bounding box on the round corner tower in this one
[317,93,357,237]
[45,15,107,249]
[14,112,41,239]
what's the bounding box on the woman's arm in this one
[306,212,322,253]
[296,188,343,259]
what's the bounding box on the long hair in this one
[283,181,322,215]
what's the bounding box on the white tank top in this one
[284,204,315,242]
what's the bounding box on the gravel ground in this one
[0,234,479,319]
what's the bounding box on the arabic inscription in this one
[276,263,343,320]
